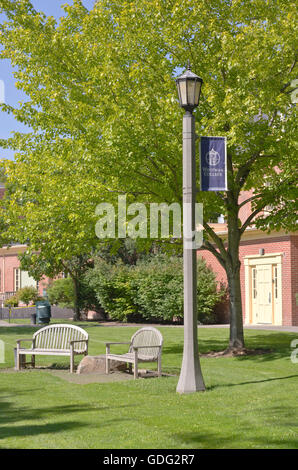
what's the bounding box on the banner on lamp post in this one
[200,136,227,191]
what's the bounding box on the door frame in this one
[244,253,283,326]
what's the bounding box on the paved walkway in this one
[200,324,298,333]
[1,319,298,333]
[0,320,34,327]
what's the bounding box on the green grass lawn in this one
[0,323,297,449]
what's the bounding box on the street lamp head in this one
[176,61,203,112]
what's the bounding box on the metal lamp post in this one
[176,63,206,393]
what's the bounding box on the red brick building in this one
[199,190,298,326]
[200,229,298,326]
[0,243,50,302]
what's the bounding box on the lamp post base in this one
[176,363,206,394]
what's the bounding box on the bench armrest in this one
[69,339,88,352]
[105,341,131,355]
[69,339,88,344]
[133,345,161,350]
[16,339,34,345]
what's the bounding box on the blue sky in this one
[0,0,95,160]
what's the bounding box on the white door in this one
[251,264,273,324]
[257,265,273,323]
[245,254,283,326]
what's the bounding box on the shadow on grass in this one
[0,396,135,442]
[173,402,298,449]
[0,326,41,336]
[207,373,298,391]
[0,399,91,441]
[0,420,87,442]
[173,429,298,449]
[164,332,298,362]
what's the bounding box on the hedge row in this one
[85,255,226,324]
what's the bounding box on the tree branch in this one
[240,205,266,234]
[238,193,261,209]
[203,221,227,261]
[198,241,226,269]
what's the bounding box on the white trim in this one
[244,252,284,260]
[14,268,21,291]
[210,228,296,242]
[244,253,283,326]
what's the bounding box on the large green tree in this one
[0,0,297,348]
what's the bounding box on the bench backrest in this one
[33,324,88,353]
[129,327,163,361]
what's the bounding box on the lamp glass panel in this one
[187,79,196,106]
[194,81,201,106]
[179,80,187,106]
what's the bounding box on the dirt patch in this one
[200,348,273,358]
[0,366,171,384]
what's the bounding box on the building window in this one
[14,268,21,292]
[252,267,257,299]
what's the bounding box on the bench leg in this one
[134,350,138,379]
[70,346,74,373]
[17,353,26,370]
[157,355,162,377]
[31,355,35,368]
[16,350,20,371]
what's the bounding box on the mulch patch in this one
[200,348,273,358]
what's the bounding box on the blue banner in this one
[200,136,227,191]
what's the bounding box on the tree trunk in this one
[227,266,245,349]
[72,276,81,322]
[226,185,245,350]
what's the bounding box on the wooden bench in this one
[105,327,163,379]
[16,324,89,373]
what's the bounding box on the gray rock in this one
[77,354,127,374]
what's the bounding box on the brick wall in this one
[238,190,253,224]
[290,235,298,326]
[0,252,51,296]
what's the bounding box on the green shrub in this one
[78,275,104,315]
[133,256,183,322]
[86,261,137,322]
[4,295,19,308]
[133,256,225,323]
[86,255,226,324]
[47,277,75,309]
[16,286,40,306]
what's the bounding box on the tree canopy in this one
[0,0,297,344]
[0,0,296,226]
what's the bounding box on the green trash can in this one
[36,300,51,325]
